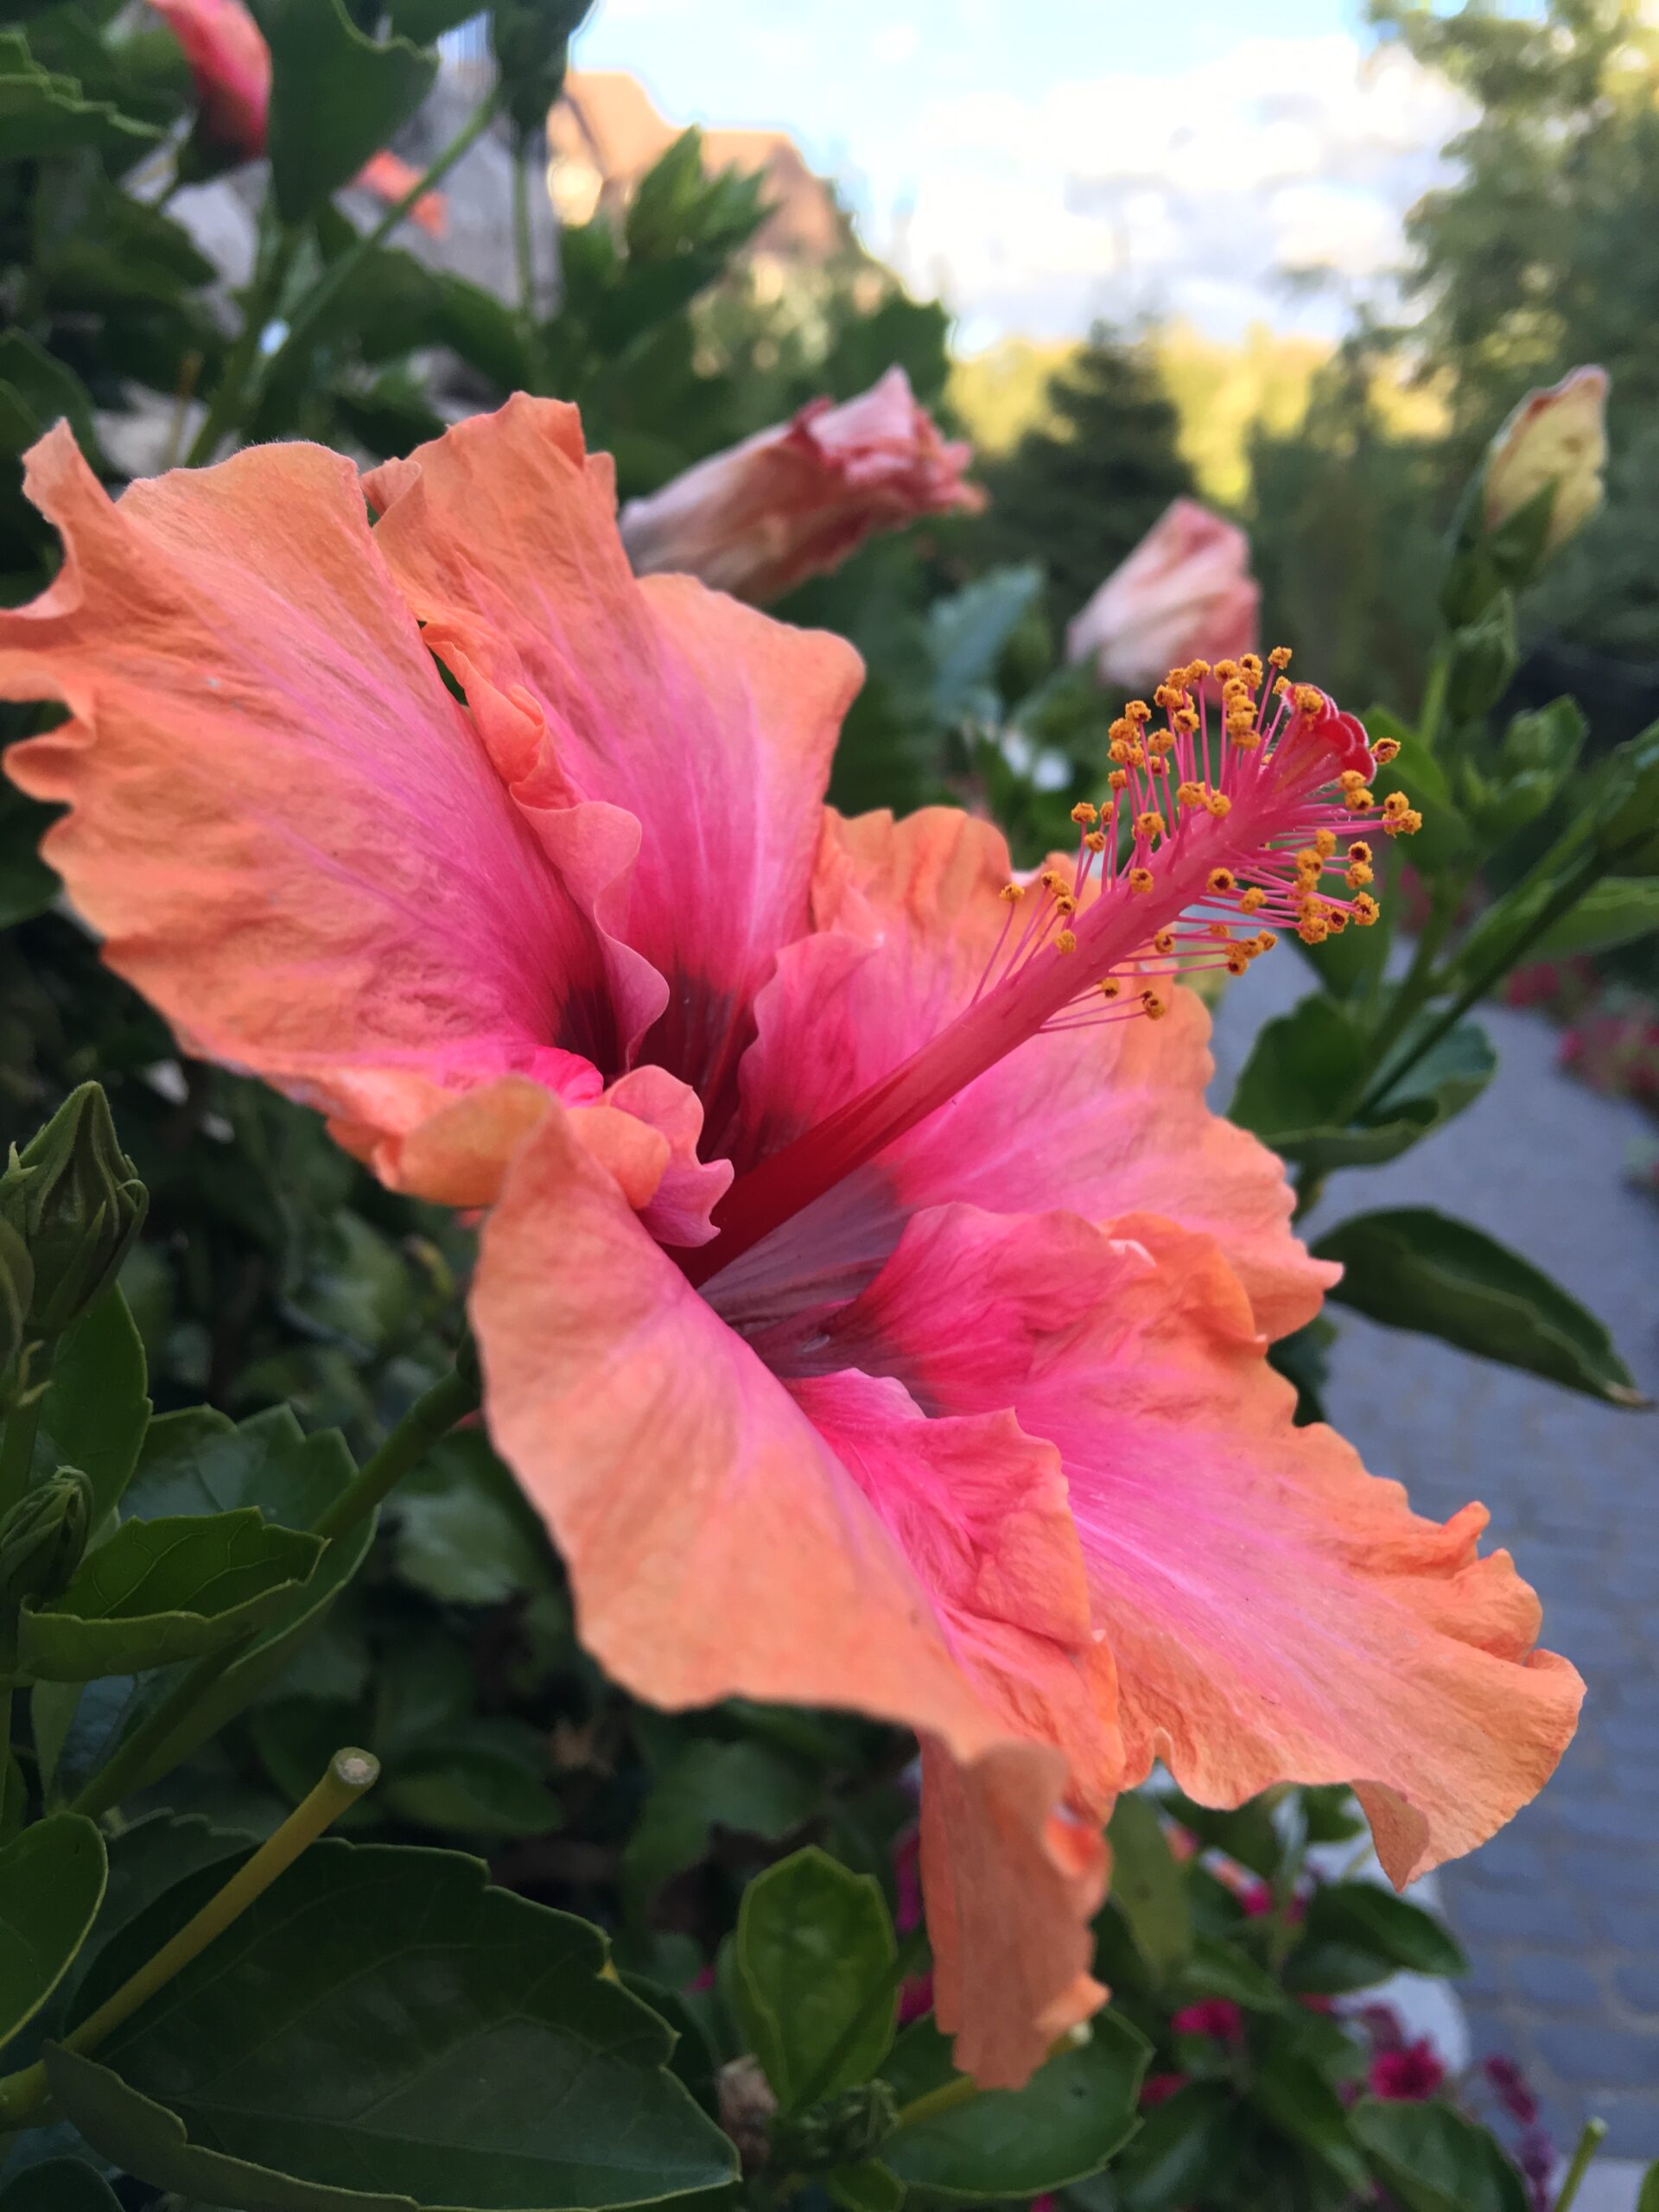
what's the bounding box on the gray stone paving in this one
[1210,969,1659,2161]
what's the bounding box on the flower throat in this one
[684,652,1421,1292]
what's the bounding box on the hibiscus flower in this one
[0,398,1581,2088]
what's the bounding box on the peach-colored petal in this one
[0,428,628,1193]
[786,1198,1583,1886]
[715,805,1331,1338]
[618,367,983,604]
[363,397,864,1127]
[356,150,448,237]
[470,1102,1104,2086]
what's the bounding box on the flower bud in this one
[1593,726,1659,870]
[1446,591,1517,722]
[0,1217,32,1376]
[1483,366,1608,563]
[0,1083,148,1338]
[0,1466,92,1673]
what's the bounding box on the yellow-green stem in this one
[889,2027,1088,2134]
[1553,2119,1608,2212]
[0,1748,378,2127]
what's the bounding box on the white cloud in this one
[862,33,1471,344]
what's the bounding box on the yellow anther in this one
[1135,811,1166,842]
[1128,744,1147,769]
[1053,893,1077,918]
[1338,769,1369,793]
[1109,717,1135,744]
[1173,707,1199,735]
[1206,919,1232,941]
[1268,645,1293,670]
[1230,721,1262,749]
[1206,868,1236,894]
[1186,659,1211,683]
[1205,791,1232,817]
[1149,728,1177,755]
[1099,977,1122,1000]
[1345,788,1376,813]
[1054,929,1077,954]
[1000,881,1026,903]
[1153,928,1176,956]
[1154,683,1179,710]
[1147,753,1169,775]
[1084,829,1107,853]
[1240,652,1263,684]
[1071,801,1098,826]
[1108,768,1129,791]
[1125,700,1152,724]
[1326,910,1349,934]
[1382,789,1410,817]
[1252,931,1278,953]
[1372,737,1401,765]
[1351,892,1381,925]
[1175,780,1205,808]
[1313,829,1337,859]
[1239,886,1267,913]
[1382,807,1423,837]
[1225,947,1251,976]
[1347,840,1372,864]
[1298,914,1330,944]
[1295,849,1321,874]
[1128,867,1154,895]
[1109,738,1132,765]
[1295,683,1325,715]
[1141,988,1168,1020]
[1345,861,1374,889]
[1223,677,1251,706]
[1212,658,1239,683]
[1274,675,1294,698]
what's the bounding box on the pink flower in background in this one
[618,367,983,602]
[1172,1999,1243,2043]
[149,0,447,235]
[1067,499,1260,692]
[1484,2054,1540,2126]
[1369,2038,1446,2101]
[1140,2073,1188,2107]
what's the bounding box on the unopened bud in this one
[769,2081,900,2173]
[1484,366,1608,563]
[0,1466,93,1672]
[0,1084,147,1337]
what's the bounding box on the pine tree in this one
[978,324,1195,630]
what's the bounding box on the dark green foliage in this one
[978,325,1195,628]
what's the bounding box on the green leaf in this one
[34,1285,149,1525]
[0,334,105,469]
[434,272,536,392]
[0,28,162,159]
[391,1431,556,1607]
[925,565,1044,724]
[1106,1792,1191,1980]
[624,1738,820,1914]
[1250,2034,1369,2191]
[733,1847,896,2106]
[1230,996,1494,1173]
[1103,2079,1249,2212]
[1285,1881,1466,1995]
[826,2159,905,2212]
[883,2015,1147,2200]
[54,1811,251,2027]
[1177,1931,1286,2012]
[46,1840,737,2209]
[1158,1788,1283,1881]
[0,2162,123,2211]
[1364,714,1471,872]
[0,1813,105,2050]
[19,1509,322,1680]
[384,0,482,40]
[1351,2098,1528,2212]
[1314,1206,1644,1408]
[51,1408,371,1799]
[383,1738,563,1840]
[0,784,58,930]
[1638,2159,1659,2212]
[255,0,437,222]
[1531,874,1659,957]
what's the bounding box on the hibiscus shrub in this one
[1,3,1656,2211]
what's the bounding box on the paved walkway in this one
[1210,973,1659,2161]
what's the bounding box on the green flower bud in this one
[0,1466,92,1673]
[1593,727,1659,870]
[1446,592,1517,723]
[0,1084,147,1338]
[0,1217,32,1376]
[769,2082,899,2173]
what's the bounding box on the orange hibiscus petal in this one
[363,397,864,1126]
[0,427,625,1189]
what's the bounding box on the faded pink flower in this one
[1172,1999,1243,2043]
[618,367,982,603]
[1369,2038,1446,2101]
[1067,499,1259,691]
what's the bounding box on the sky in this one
[571,0,1473,349]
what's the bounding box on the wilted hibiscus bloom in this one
[149,0,447,236]
[1068,497,1259,692]
[619,366,982,602]
[0,398,1580,2088]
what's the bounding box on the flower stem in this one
[185,223,301,467]
[889,2027,1089,2133]
[0,1334,54,1518]
[1552,2118,1608,2212]
[258,89,499,407]
[67,1360,479,1818]
[0,1749,378,2127]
